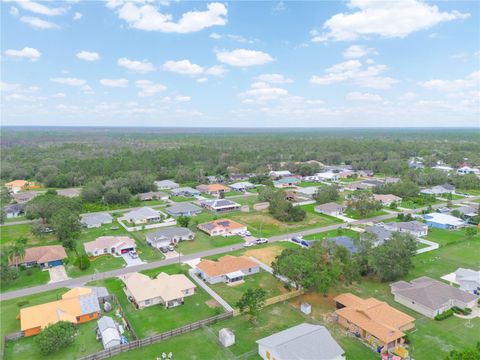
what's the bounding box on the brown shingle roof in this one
[196,255,257,277]
[10,245,67,265]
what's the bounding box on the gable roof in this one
[3,203,25,214]
[5,180,28,187]
[315,202,345,213]
[256,323,344,360]
[84,236,136,253]
[57,188,81,198]
[154,180,179,187]
[334,293,415,344]
[201,199,241,209]
[123,207,160,221]
[11,245,67,265]
[423,213,464,226]
[20,287,100,331]
[81,213,113,227]
[196,255,257,277]
[327,236,358,253]
[198,218,245,232]
[121,272,195,303]
[390,276,478,310]
[166,202,202,215]
[145,227,194,243]
[386,220,427,233]
[171,187,200,195]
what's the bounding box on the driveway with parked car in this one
[121,252,145,267]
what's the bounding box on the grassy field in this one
[92,264,222,338]
[423,227,480,248]
[233,195,260,207]
[210,269,288,306]
[1,266,50,292]
[176,231,244,254]
[0,223,57,247]
[345,209,388,219]
[297,181,322,188]
[169,196,197,202]
[3,216,27,223]
[458,189,480,196]
[303,228,360,241]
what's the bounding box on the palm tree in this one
[8,240,26,268]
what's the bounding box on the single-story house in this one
[166,202,202,217]
[385,177,400,184]
[5,180,29,193]
[3,203,25,218]
[121,272,196,309]
[314,202,346,217]
[122,207,163,225]
[390,276,478,318]
[383,220,428,237]
[455,268,480,294]
[315,171,339,182]
[145,227,195,248]
[198,218,247,236]
[334,293,415,352]
[138,191,169,201]
[454,206,478,218]
[170,187,201,197]
[57,188,81,198]
[421,184,455,195]
[154,179,179,190]
[373,194,402,206]
[200,199,241,212]
[256,323,345,360]
[295,186,319,198]
[273,177,301,188]
[196,255,259,284]
[20,287,101,336]
[97,316,121,349]
[343,181,371,191]
[361,224,392,246]
[12,191,37,203]
[196,183,230,196]
[229,173,255,181]
[423,213,465,229]
[81,213,114,228]
[361,179,384,188]
[357,170,374,177]
[10,245,67,268]
[84,236,136,257]
[326,236,358,253]
[206,175,227,184]
[229,181,255,192]
[269,170,292,178]
[457,166,480,175]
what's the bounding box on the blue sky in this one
[1,0,479,127]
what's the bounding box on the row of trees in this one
[258,187,306,222]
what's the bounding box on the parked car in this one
[243,242,255,247]
[160,246,169,253]
[244,230,251,236]
[300,240,310,247]
[255,238,268,244]
[167,245,175,251]
[291,236,303,244]
[129,250,138,259]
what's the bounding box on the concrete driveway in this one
[120,253,145,267]
[48,266,70,283]
[163,250,181,260]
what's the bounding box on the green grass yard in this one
[303,228,360,241]
[1,266,50,292]
[345,209,388,219]
[210,269,287,307]
[0,223,57,247]
[176,231,244,254]
[92,264,222,338]
[423,227,480,248]
[169,196,197,202]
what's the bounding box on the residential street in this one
[0,196,477,301]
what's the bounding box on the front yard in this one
[302,228,361,241]
[0,223,57,247]
[344,209,389,219]
[210,269,288,306]
[91,264,222,338]
[176,231,244,254]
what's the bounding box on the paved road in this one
[0,196,477,301]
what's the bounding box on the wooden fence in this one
[78,311,233,360]
[233,288,303,316]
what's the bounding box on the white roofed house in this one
[121,207,164,225]
[84,236,136,257]
[269,170,292,178]
[256,323,345,360]
[200,199,241,213]
[373,194,402,206]
[97,316,121,349]
[229,181,255,192]
[81,213,114,229]
[165,202,202,217]
[121,272,196,309]
[423,213,465,230]
[138,191,169,201]
[455,268,480,295]
[145,227,195,249]
[383,221,428,237]
[154,179,179,190]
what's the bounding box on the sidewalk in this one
[188,268,234,313]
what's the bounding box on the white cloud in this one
[346,91,382,101]
[256,73,292,84]
[108,2,227,33]
[50,77,86,86]
[343,45,377,58]
[163,59,203,75]
[76,51,100,61]
[399,92,417,101]
[240,81,288,103]
[175,95,191,102]
[82,84,94,94]
[210,32,221,39]
[205,65,226,76]
[418,71,479,92]
[197,77,208,83]
[52,93,66,98]
[118,57,155,73]
[312,0,469,42]
[209,32,255,43]
[14,0,66,16]
[135,80,167,97]
[20,16,58,29]
[10,6,19,16]
[4,47,41,61]
[310,59,398,89]
[73,12,83,20]
[100,78,129,88]
[0,81,20,92]
[216,49,274,67]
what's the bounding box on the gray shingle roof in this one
[256,323,344,360]
[363,224,392,245]
[146,227,194,244]
[97,316,116,332]
[81,213,113,227]
[124,207,160,221]
[166,202,202,216]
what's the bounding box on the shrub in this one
[17,300,29,307]
[74,255,91,270]
[25,268,33,276]
[435,309,454,320]
[36,321,76,355]
[463,308,472,315]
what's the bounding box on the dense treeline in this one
[1,128,479,187]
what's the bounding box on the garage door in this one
[48,260,63,267]
[121,248,134,254]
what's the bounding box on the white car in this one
[255,238,268,244]
[243,242,255,247]
[129,251,138,259]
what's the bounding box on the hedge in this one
[435,309,454,320]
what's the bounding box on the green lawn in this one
[297,181,322,188]
[91,264,222,338]
[3,216,27,223]
[139,199,166,206]
[169,196,197,202]
[423,227,480,247]
[303,228,360,241]
[233,195,260,207]
[210,270,287,306]
[176,231,244,254]
[345,209,388,219]
[0,223,57,247]
[1,266,50,292]
[457,189,480,196]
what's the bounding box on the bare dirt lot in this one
[244,245,287,266]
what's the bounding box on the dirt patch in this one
[205,299,221,308]
[290,291,340,317]
[233,213,288,229]
[244,245,286,266]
